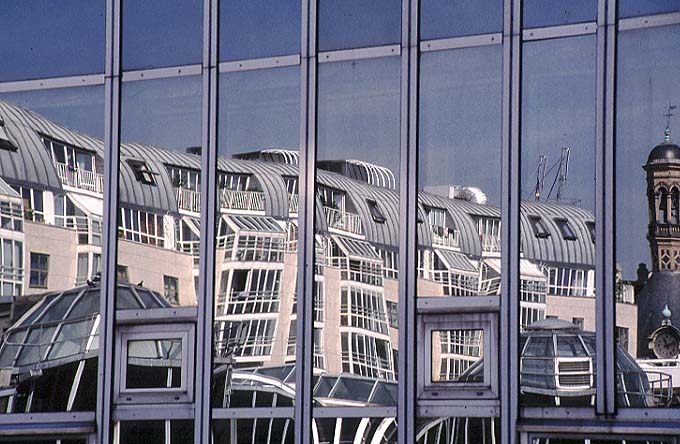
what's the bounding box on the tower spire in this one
[664,102,677,143]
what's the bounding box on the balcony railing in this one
[55,162,104,194]
[175,188,266,213]
[288,193,299,213]
[220,189,265,212]
[480,233,501,253]
[323,206,363,235]
[431,225,459,248]
[176,187,201,213]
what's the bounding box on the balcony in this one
[323,206,363,235]
[174,188,266,213]
[220,189,265,212]
[431,224,459,248]
[176,187,201,213]
[55,162,104,194]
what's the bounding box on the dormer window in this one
[554,218,577,241]
[0,120,17,152]
[529,215,550,238]
[366,199,386,223]
[128,160,157,185]
[585,221,595,243]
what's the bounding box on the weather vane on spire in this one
[664,102,677,143]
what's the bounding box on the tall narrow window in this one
[29,252,49,288]
[164,275,179,305]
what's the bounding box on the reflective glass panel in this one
[315,56,400,414]
[219,0,300,61]
[420,0,503,40]
[122,0,203,70]
[416,417,499,443]
[116,76,201,415]
[212,66,300,415]
[118,420,194,444]
[318,0,401,51]
[0,1,105,82]
[520,35,598,407]
[0,86,103,414]
[616,24,680,409]
[619,1,680,18]
[523,0,597,28]
[212,419,296,442]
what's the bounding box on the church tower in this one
[643,124,680,271]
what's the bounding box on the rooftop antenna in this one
[546,146,570,202]
[664,102,676,143]
[534,154,547,201]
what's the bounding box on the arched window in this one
[672,188,680,224]
[657,187,668,223]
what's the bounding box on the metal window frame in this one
[1,1,680,443]
[417,312,499,401]
[114,324,194,405]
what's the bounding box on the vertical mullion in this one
[194,0,219,441]
[604,0,618,416]
[97,0,121,442]
[295,0,316,442]
[501,0,521,442]
[398,0,417,443]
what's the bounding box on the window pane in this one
[420,0,503,40]
[213,66,300,415]
[0,1,105,82]
[115,76,201,419]
[520,35,598,407]
[315,56,400,410]
[616,24,680,409]
[318,0,401,51]
[122,0,203,70]
[619,1,680,18]
[523,0,597,28]
[0,86,103,414]
[219,0,300,61]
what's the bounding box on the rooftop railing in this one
[323,206,363,235]
[55,162,104,194]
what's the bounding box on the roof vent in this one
[186,146,202,156]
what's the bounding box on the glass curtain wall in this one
[417,0,503,437]
[1,1,680,443]
[0,85,105,418]
[313,32,401,443]
[615,21,680,409]
[210,0,301,440]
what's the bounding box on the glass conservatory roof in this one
[0,283,169,373]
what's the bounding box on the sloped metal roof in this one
[519,201,595,267]
[333,235,382,261]
[434,249,478,273]
[225,214,285,233]
[0,176,19,199]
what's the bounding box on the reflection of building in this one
[636,127,680,378]
[0,100,640,382]
[0,100,643,414]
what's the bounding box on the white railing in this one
[480,233,501,253]
[220,189,265,212]
[431,225,459,248]
[288,193,299,213]
[176,187,201,213]
[55,162,104,194]
[323,206,363,235]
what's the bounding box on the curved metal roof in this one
[519,201,595,267]
[0,101,94,192]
